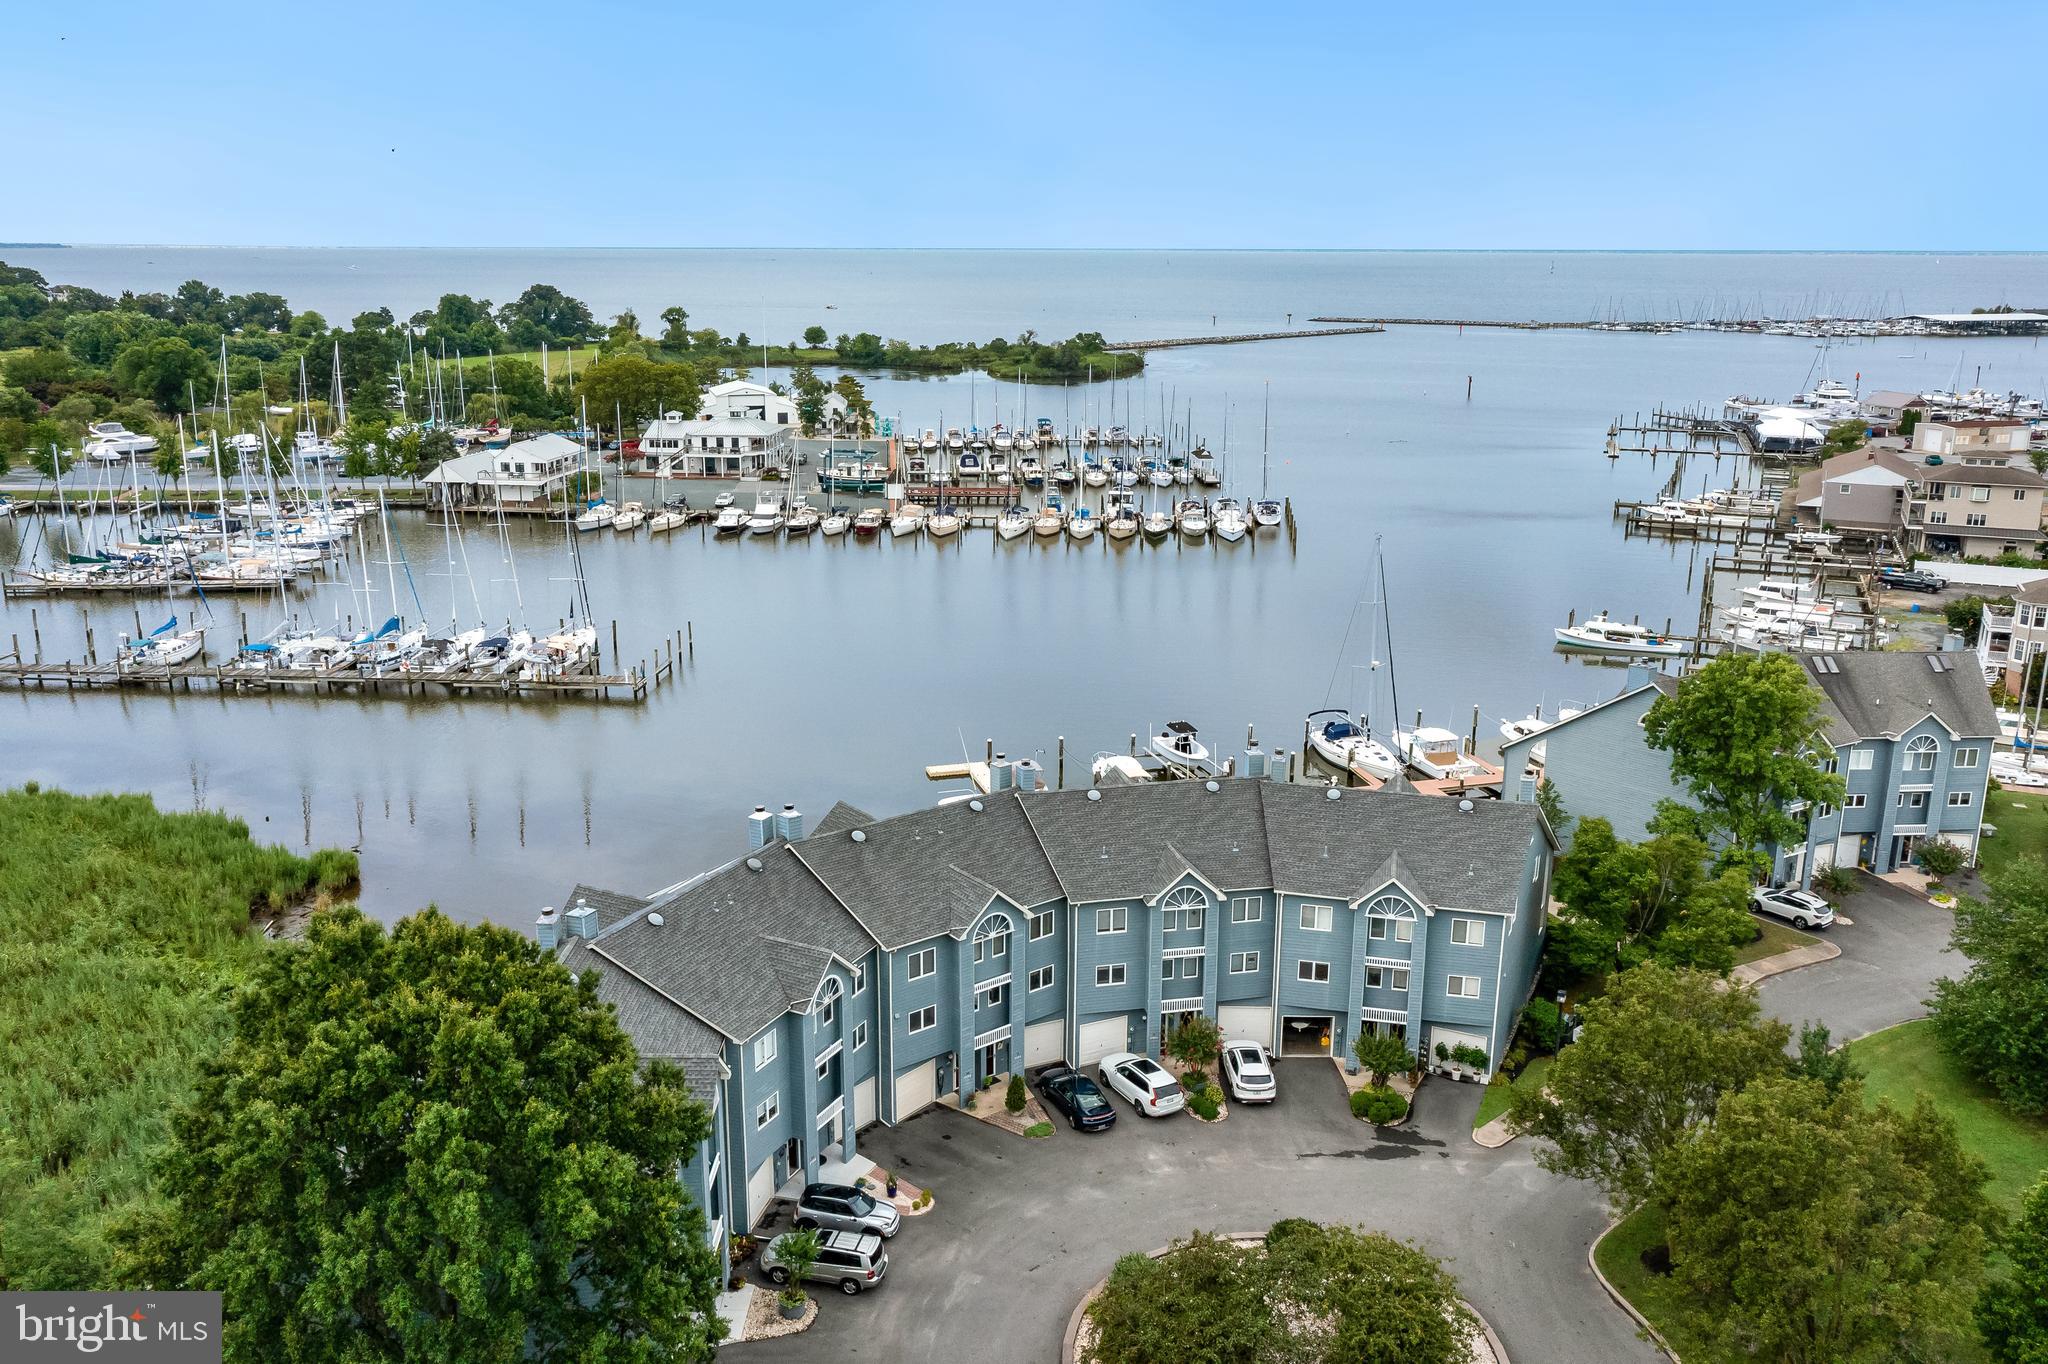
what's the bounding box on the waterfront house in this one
[1978,577,2048,690]
[694,377,850,432]
[1911,460,2045,559]
[630,413,795,477]
[420,433,579,511]
[1793,446,1918,537]
[1911,418,2036,464]
[1502,652,1998,882]
[537,777,1555,1268]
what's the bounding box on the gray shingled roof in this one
[556,936,727,1101]
[813,800,876,836]
[559,884,650,932]
[1802,651,2000,742]
[1257,783,1544,910]
[792,793,1063,948]
[574,841,872,1041]
[1017,780,1274,904]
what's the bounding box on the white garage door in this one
[1429,1026,1488,1062]
[1076,1014,1130,1067]
[854,1076,878,1130]
[1025,1019,1065,1067]
[746,1157,775,1231]
[1813,842,1836,873]
[1217,1004,1273,1049]
[893,1059,937,1120]
[1836,834,1862,867]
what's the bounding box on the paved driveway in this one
[732,1059,1659,1363]
[1757,875,1959,1041]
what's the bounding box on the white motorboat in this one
[927,504,963,538]
[574,499,617,533]
[1212,498,1248,542]
[1498,705,1583,765]
[1786,530,1841,551]
[746,493,786,535]
[992,427,1015,452]
[1175,499,1209,539]
[1554,612,1686,657]
[945,428,965,453]
[1141,509,1173,541]
[1051,461,1077,489]
[1306,711,1402,781]
[1067,507,1096,540]
[1145,460,1173,488]
[1018,455,1044,487]
[1253,498,1283,528]
[119,615,204,668]
[888,505,925,537]
[611,501,647,532]
[84,421,159,461]
[820,506,852,536]
[713,505,748,536]
[921,428,939,452]
[852,508,884,538]
[1147,721,1211,769]
[996,505,1032,540]
[1391,726,1496,782]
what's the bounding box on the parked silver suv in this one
[793,1181,902,1238]
[761,1229,889,1295]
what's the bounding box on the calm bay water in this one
[7,250,2048,920]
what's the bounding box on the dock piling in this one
[1057,736,1066,790]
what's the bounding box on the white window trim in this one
[1229,950,1260,974]
[1297,959,1331,983]
[1230,896,1263,923]
[907,1004,937,1034]
[853,1022,869,1050]
[1844,793,1868,809]
[852,962,867,994]
[1451,918,1486,947]
[1949,790,1973,807]
[1848,748,1874,771]
[908,947,936,980]
[1096,906,1129,935]
[1028,909,1055,941]
[1390,967,1410,992]
[1095,964,1127,987]
[752,1033,777,1071]
[1446,974,1481,1000]
[1028,964,1055,991]
[1954,747,1981,769]
[755,1093,779,1128]
[1299,903,1333,932]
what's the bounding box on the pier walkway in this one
[1102,325,1382,351]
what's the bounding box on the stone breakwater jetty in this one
[1103,324,1384,351]
[1311,315,1585,329]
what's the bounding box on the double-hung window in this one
[1450,918,1486,947]
[755,1093,779,1127]
[752,1033,777,1070]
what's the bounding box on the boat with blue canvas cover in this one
[119,615,205,667]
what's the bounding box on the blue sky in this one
[7,1,2041,250]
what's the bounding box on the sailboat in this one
[1306,539,1405,782]
[927,504,963,538]
[1254,383,1283,528]
[119,616,205,667]
[1211,498,1248,542]
[996,505,1032,540]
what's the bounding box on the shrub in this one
[1352,1031,1416,1087]
[1350,1085,1409,1125]
[1918,839,1966,878]
[1521,998,1565,1053]
[1449,1043,1490,1072]
[1815,864,1858,901]
[1005,1073,1027,1113]
[1166,1012,1223,1079]
[1190,1084,1222,1121]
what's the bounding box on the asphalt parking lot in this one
[733,1058,1659,1363]
[1757,873,1960,1041]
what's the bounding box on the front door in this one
[782,1136,802,1184]
[1891,833,1919,869]
[975,1041,1002,1084]
[935,1051,956,1100]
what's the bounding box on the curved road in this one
[729,1059,1658,1363]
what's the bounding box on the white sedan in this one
[1097,1052,1185,1117]
[1750,885,1835,930]
[1220,1040,1276,1104]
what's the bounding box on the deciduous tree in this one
[1662,1076,1991,1364]
[1980,1177,2048,1364]
[1352,1030,1415,1087]
[1508,963,1790,1211]
[120,906,723,1364]
[1930,857,2048,1115]
[1642,653,1844,872]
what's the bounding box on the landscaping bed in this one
[1473,1056,1551,1132]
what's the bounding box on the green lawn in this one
[1593,1205,1714,1360]
[1847,1019,2048,1210]
[1980,785,2048,887]
[1472,1056,1551,1130]
[1733,916,1820,965]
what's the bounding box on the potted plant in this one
[883,1170,899,1200]
[768,1228,820,1320]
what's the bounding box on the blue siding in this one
[1501,687,1688,847]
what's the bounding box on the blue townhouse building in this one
[537,777,1556,1269]
[1501,651,1998,883]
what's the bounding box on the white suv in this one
[1097,1052,1186,1116]
[1750,886,1835,930]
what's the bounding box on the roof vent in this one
[850,828,868,843]
[1457,798,1476,814]
[1086,789,1102,802]
[1205,780,1220,792]
[1325,787,1341,801]
[647,912,666,927]
[969,799,985,812]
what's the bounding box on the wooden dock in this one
[0,654,651,702]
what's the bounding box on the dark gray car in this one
[794,1181,902,1238]
[761,1228,890,1295]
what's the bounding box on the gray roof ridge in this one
[1013,791,1079,904]
[784,839,896,950]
